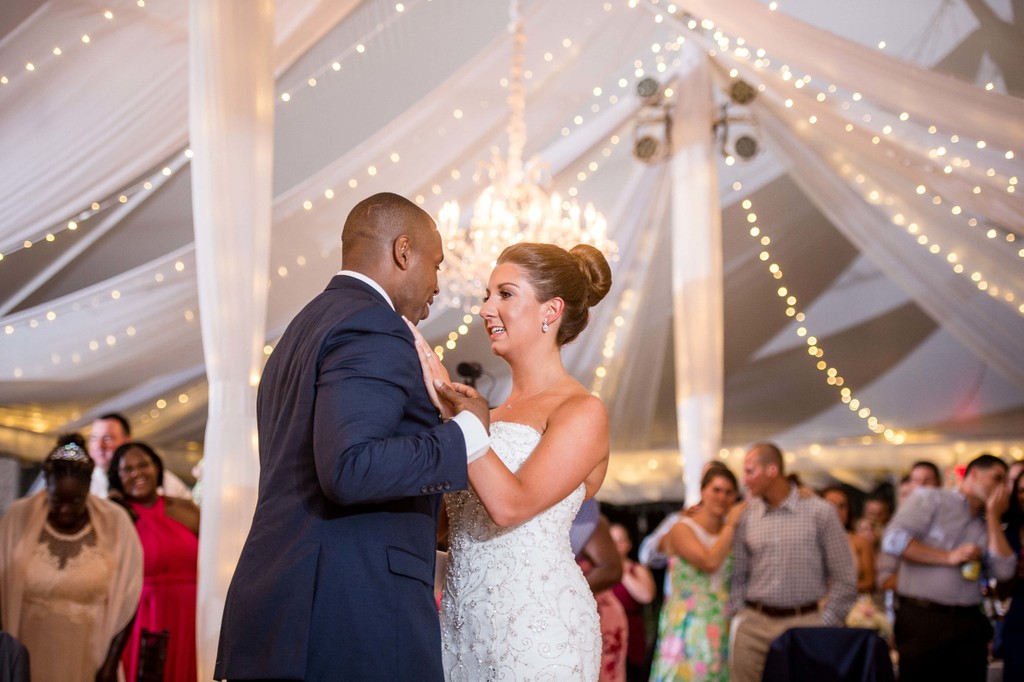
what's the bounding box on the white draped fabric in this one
[755,108,1024,388]
[679,0,1024,152]
[667,43,724,505]
[188,1,274,679]
[674,0,1024,390]
[1,0,1022,510]
[0,0,362,257]
[0,1,189,250]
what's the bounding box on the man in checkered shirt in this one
[728,442,857,682]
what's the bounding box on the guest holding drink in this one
[882,454,1014,681]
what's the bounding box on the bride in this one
[408,242,612,680]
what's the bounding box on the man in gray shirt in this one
[729,443,857,682]
[882,453,1014,681]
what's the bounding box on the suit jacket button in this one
[420,485,429,493]
[443,482,451,490]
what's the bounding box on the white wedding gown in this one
[441,421,601,681]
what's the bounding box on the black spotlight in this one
[633,135,662,163]
[636,77,662,104]
[729,79,757,105]
[734,134,759,160]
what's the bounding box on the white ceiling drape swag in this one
[1,0,1022,507]
[670,43,723,506]
[188,1,275,679]
[0,1,190,249]
[679,6,1024,390]
[0,0,363,254]
[755,107,1024,390]
[678,0,1024,151]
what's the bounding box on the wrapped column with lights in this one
[188,1,275,678]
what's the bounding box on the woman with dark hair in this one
[650,466,745,682]
[108,442,199,682]
[999,469,1024,681]
[0,442,142,682]
[409,242,613,679]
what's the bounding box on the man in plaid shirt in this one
[729,442,857,682]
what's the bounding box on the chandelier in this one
[435,1,616,313]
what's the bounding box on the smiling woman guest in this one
[650,466,746,682]
[0,442,142,682]
[108,442,199,682]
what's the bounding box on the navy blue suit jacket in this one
[214,276,468,681]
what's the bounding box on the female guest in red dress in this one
[109,442,200,682]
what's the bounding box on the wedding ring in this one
[424,351,434,359]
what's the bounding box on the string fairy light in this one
[764,79,1024,313]
[745,69,1024,315]
[0,4,139,91]
[282,3,651,227]
[276,5,667,355]
[137,378,207,429]
[282,0,689,227]
[1,2,670,373]
[0,150,191,264]
[639,2,1023,317]
[590,288,636,398]
[644,0,1020,173]
[742,196,905,443]
[275,0,430,104]
[0,248,197,383]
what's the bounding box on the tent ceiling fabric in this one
[1,0,1022,503]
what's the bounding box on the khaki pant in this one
[730,607,822,682]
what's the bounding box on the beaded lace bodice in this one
[441,421,600,681]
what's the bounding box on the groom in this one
[215,193,490,681]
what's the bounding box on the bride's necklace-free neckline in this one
[503,373,568,410]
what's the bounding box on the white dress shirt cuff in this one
[452,411,490,463]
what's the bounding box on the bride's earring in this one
[542,318,549,333]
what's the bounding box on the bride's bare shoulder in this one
[550,389,607,424]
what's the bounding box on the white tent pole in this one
[669,43,724,505]
[189,0,275,679]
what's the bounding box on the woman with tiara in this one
[0,442,142,682]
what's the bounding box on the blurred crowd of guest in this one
[600,445,1021,682]
[0,414,199,682]
[1,415,1020,682]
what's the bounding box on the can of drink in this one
[961,560,981,580]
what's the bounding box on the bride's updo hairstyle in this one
[497,242,612,346]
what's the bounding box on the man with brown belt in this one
[882,453,1014,682]
[729,442,857,682]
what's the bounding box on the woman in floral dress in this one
[650,466,745,681]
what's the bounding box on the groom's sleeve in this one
[452,411,489,462]
[312,306,468,506]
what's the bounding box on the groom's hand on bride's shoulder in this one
[434,380,490,432]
